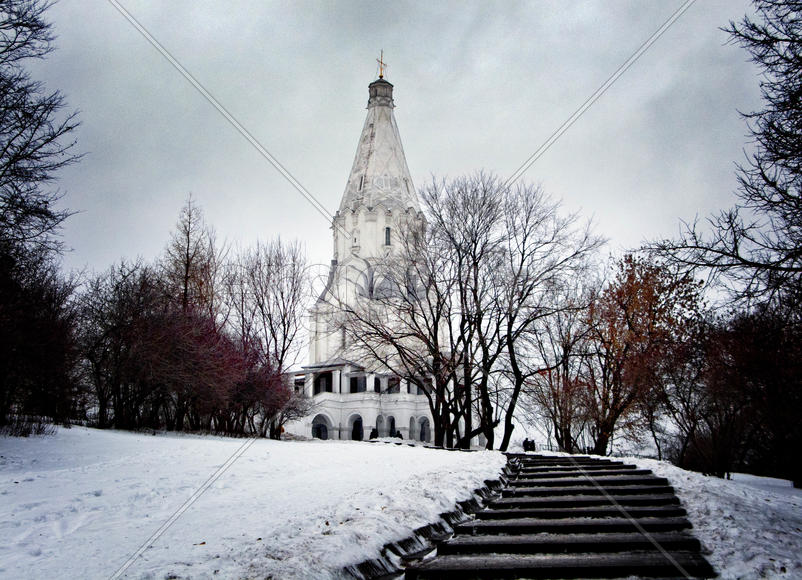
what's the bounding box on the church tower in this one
[293,73,433,443]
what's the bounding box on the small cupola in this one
[368,78,394,109]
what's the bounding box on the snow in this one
[635,457,802,579]
[4,428,801,580]
[532,448,802,579]
[0,427,505,579]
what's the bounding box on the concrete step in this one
[504,484,675,498]
[509,475,670,488]
[437,531,703,555]
[476,504,687,520]
[512,457,618,466]
[454,516,692,535]
[514,468,653,479]
[405,551,717,579]
[508,454,616,462]
[490,493,681,509]
[517,464,638,473]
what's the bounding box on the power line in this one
[503,0,698,190]
[106,0,347,237]
[109,438,259,579]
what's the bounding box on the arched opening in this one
[409,416,417,440]
[350,415,364,441]
[419,417,431,443]
[311,414,331,440]
[384,226,391,246]
[386,416,396,437]
[376,415,385,437]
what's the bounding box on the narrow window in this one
[384,226,391,246]
[359,175,364,191]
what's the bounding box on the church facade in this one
[288,75,434,442]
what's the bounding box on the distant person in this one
[369,427,378,439]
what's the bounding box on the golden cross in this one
[377,50,387,79]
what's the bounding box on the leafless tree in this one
[163,195,226,320]
[648,1,802,312]
[342,173,602,450]
[1,0,80,254]
[581,255,704,455]
[339,212,464,447]
[223,238,310,438]
[520,284,597,453]
[495,184,603,450]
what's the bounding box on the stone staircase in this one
[404,453,716,579]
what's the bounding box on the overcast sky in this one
[32,0,762,277]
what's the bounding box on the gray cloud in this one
[29,0,761,273]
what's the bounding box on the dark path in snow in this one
[404,453,717,579]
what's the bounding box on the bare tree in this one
[224,238,310,438]
[649,1,802,311]
[1,0,80,254]
[340,213,464,447]
[163,195,225,319]
[342,173,602,450]
[582,255,703,455]
[495,184,603,451]
[521,284,597,453]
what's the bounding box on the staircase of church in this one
[404,453,716,579]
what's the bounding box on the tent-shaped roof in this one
[338,78,419,214]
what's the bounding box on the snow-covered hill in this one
[1,428,800,579]
[634,456,802,579]
[0,427,504,579]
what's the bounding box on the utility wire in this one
[106,0,347,236]
[565,454,693,579]
[109,437,259,579]
[503,0,698,190]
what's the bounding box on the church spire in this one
[338,74,419,214]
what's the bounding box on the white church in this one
[288,73,434,442]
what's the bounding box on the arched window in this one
[376,415,385,437]
[350,416,364,441]
[384,226,391,246]
[312,414,331,440]
[419,417,431,442]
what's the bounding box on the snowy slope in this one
[4,428,800,580]
[634,457,802,579]
[534,448,802,579]
[0,427,505,579]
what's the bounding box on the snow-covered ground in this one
[634,457,802,579]
[3,428,800,579]
[0,427,505,579]
[536,448,802,579]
